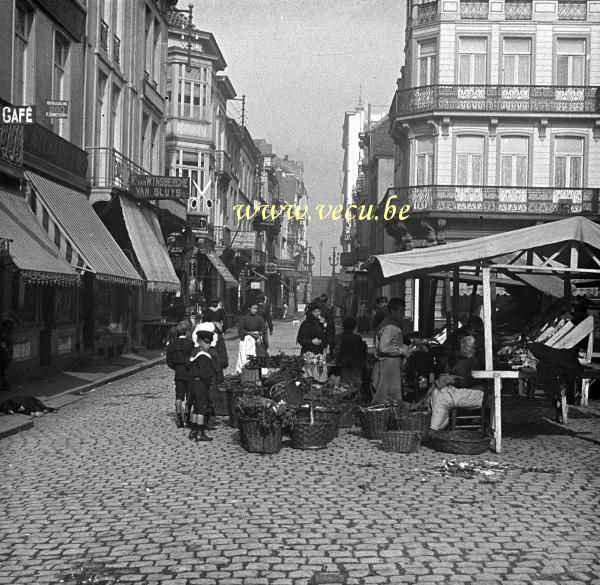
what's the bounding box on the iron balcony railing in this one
[394,185,599,215]
[558,0,587,20]
[416,0,438,24]
[461,0,489,19]
[86,147,148,190]
[214,150,232,177]
[505,0,532,20]
[100,19,109,52]
[394,85,600,116]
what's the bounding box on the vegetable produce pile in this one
[497,344,538,369]
[302,352,326,366]
[245,353,305,374]
[234,394,296,432]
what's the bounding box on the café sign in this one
[130,175,190,199]
[1,105,35,124]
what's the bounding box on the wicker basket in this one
[393,409,432,439]
[209,386,229,416]
[358,406,394,440]
[291,420,334,450]
[295,407,341,438]
[381,430,421,453]
[432,431,490,455]
[226,383,260,428]
[238,418,282,454]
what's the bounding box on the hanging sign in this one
[45,100,69,118]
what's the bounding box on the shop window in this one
[12,280,39,323]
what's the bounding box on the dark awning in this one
[0,184,79,286]
[26,172,143,287]
[120,194,181,293]
[205,252,238,289]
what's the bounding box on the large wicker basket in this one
[226,382,259,428]
[392,409,432,439]
[291,420,334,450]
[381,430,421,453]
[210,386,229,416]
[358,405,394,440]
[238,418,282,454]
[295,407,341,438]
[432,431,490,455]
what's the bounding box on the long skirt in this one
[371,357,403,404]
[429,385,485,430]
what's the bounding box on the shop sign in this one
[45,100,68,118]
[130,175,190,199]
[1,105,35,124]
[265,262,277,275]
[187,214,208,232]
[277,259,295,271]
[232,230,257,249]
[250,281,262,290]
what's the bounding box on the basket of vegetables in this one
[358,405,394,440]
[227,381,261,428]
[235,395,295,454]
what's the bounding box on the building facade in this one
[385,0,600,330]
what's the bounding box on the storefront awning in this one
[205,252,238,289]
[120,194,181,293]
[0,184,79,286]
[25,172,143,287]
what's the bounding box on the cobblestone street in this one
[1,322,599,585]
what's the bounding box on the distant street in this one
[1,320,599,585]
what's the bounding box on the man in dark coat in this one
[331,317,368,383]
[256,295,273,336]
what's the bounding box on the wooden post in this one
[493,374,502,453]
[470,266,480,317]
[413,277,420,332]
[452,267,460,331]
[444,277,452,334]
[482,267,493,371]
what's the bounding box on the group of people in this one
[165,299,229,443]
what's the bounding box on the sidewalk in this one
[0,347,166,440]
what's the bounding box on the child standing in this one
[165,320,194,428]
[188,329,217,442]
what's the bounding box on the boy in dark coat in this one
[331,317,368,383]
[165,320,194,428]
[188,329,217,442]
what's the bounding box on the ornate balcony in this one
[461,0,489,19]
[417,0,438,24]
[394,85,600,118]
[395,185,599,215]
[505,0,532,20]
[86,147,148,191]
[558,0,587,20]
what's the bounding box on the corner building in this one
[386,0,600,328]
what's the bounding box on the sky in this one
[191,0,406,276]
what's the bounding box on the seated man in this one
[419,335,485,433]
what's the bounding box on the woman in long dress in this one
[235,301,269,382]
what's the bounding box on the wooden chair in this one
[449,403,487,432]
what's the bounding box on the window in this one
[554,137,584,188]
[179,65,210,120]
[95,72,108,148]
[458,37,487,84]
[500,136,529,187]
[153,18,160,87]
[14,3,34,104]
[415,137,434,185]
[111,84,122,151]
[456,136,485,185]
[52,32,70,138]
[417,39,437,86]
[141,113,150,170]
[556,39,586,86]
[502,38,531,85]
[176,150,208,199]
[144,6,152,78]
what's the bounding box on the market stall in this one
[366,217,600,453]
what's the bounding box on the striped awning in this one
[120,194,181,293]
[0,183,79,286]
[205,252,238,289]
[26,172,143,287]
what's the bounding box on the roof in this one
[119,195,181,293]
[0,184,79,286]
[26,172,143,287]
[367,217,600,297]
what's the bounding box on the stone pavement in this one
[0,321,599,585]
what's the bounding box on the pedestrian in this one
[256,295,274,336]
[331,317,368,384]
[202,297,226,331]
[297,300,329,355]
[236,301,269,382]
[187,328,217,442]
[282,302,288,320]
[165,320,194,428]
[372,296,389,333]
[357,302,371,334]
[371,297,415,405]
